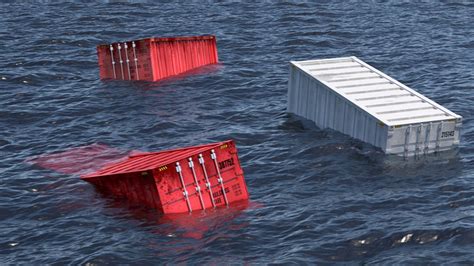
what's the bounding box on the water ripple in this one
[1,1,473,264]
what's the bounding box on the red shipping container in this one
[81,140,249,214]
[97,35,219,81]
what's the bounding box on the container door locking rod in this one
[132,41,139,80]
[436,122,443,154]
[117,43,125,80]
[210,149,229,206]
[124,43,131,80]
[415,124,422,158]
[189,157,205,210]
[424,122,432,155]
[109,45,116,79]
[404,125,411,160]
[199,153,216,208]
[176,162,192,212]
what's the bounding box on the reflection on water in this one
[1,1,474,264]
[26,143,131,175]
[158,200,250,239]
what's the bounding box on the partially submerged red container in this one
[81,140,249,214]
[97,35,218,81]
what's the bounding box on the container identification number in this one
[213,187,230,198]
[441,131,455,138]
[218,158,234,170]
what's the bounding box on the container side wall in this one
[288,66,389,152]
[288,64,304,116]
[150,37,218,81]
[85,171,162,211]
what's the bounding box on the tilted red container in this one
[81,140,249,214]
[97,35,218,81]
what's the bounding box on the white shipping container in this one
[287,56,462,158]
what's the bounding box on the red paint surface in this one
[81,140,249,214]
[97,35,218,81]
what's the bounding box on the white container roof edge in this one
[290,56,462,127]
[354,57,461,121]
[290,57,388,126]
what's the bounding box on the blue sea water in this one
[1,2,474,264]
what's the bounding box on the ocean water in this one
[1,2,474,264]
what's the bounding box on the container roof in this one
[97,35,215,48]
[291,56,461,126]
[81,141,229,179]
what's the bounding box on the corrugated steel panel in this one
[97,35,218,81]
[287,56,462,157]
[81,140,249,214]
[82,142,218,177]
